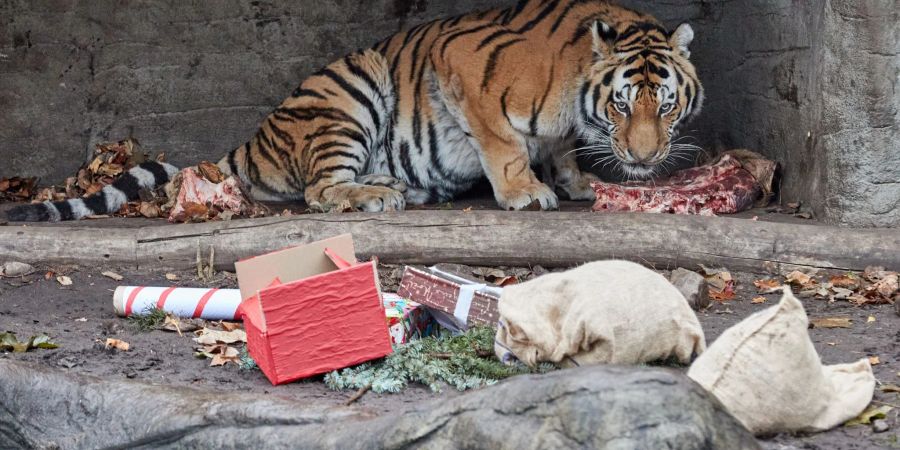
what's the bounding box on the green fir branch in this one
[325,327,557,394]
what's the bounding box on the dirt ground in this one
[0,190,896,448]
[0,258,897,449]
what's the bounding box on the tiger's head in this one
[577,20,703,179]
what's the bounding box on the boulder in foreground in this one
[0,360,758,449]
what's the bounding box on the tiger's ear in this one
[669,23,694,58]
[591,21,617,60]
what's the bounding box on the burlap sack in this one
[687,290,875,435]
[494,261,706,367]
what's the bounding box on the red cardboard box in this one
[236,234,392,385]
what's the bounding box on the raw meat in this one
[591,154,767,216]
[167,168,246,222]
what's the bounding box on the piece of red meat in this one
[167,168,246,222]
[591,154,763,216]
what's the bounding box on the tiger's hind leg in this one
[357,174,408,193]
[293,49,404,213]
[307,180,406,212]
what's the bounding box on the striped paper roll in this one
[113,286,243,321]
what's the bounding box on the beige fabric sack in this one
[494,260,706,367]
[687,290,875,435]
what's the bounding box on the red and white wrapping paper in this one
[396,266,503,333]
[113,286,242,320]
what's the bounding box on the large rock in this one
[670,267,711,311]
[0,360,759,449]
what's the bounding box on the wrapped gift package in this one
[382,293,436,344]
[113,286,242,320]
[396,266,502,332]
[236,234,393,385]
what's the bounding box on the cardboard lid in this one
[234,234,357,301]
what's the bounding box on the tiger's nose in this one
[625,149,661,164]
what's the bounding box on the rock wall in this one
[1,0,897,226]
[817,1,899,226]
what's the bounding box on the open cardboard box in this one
[236,234,392,385]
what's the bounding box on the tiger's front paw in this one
[311,184,406,213]
[496,183,559,211]
[557,171,599,201]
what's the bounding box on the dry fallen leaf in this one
[101,271,124,282]
[219,321,242,332]
[810,317,852,329]
[494,276,519,287]
[831,287,855,301]
[56,276,73,286]
[869,356,881,365]
[97,163,124,177]
[165,273,181,281]
[1,332,58,352]
[873,273,899,298]
[105,338,130,351]
[846,405,893,426]
[849,294,872,306]
[193,328,247,345]
[753,279,781,293]
[197,161,225,184]
[785,270,815,287]
[880,384,900,394]
[701,266,735,301]
[88,156,104,174]
[751,296,767,304]
[161,315,203,334]
[174,202,209,222]
[864,266,889,282]
[211,346,240,366]
[709,288,736,302]
[829,274,860,290]
[164,315,184,336]
[139,202,161,218]
[74,317,87,322]
[867,316,876,323]
[195,343,241,366]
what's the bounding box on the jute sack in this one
[687,290,875,435]
[494,261,706,367]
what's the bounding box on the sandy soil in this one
[0,260,897,449]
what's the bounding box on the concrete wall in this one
[1,0,897,226]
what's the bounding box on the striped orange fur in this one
[219,0,704,211]
[7,1,704,222]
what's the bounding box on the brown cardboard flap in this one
[234,234,357,301]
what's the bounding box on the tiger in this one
[7,0,703,222]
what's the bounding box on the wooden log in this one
[0,211,897,274]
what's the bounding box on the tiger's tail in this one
[5,161,179,222]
